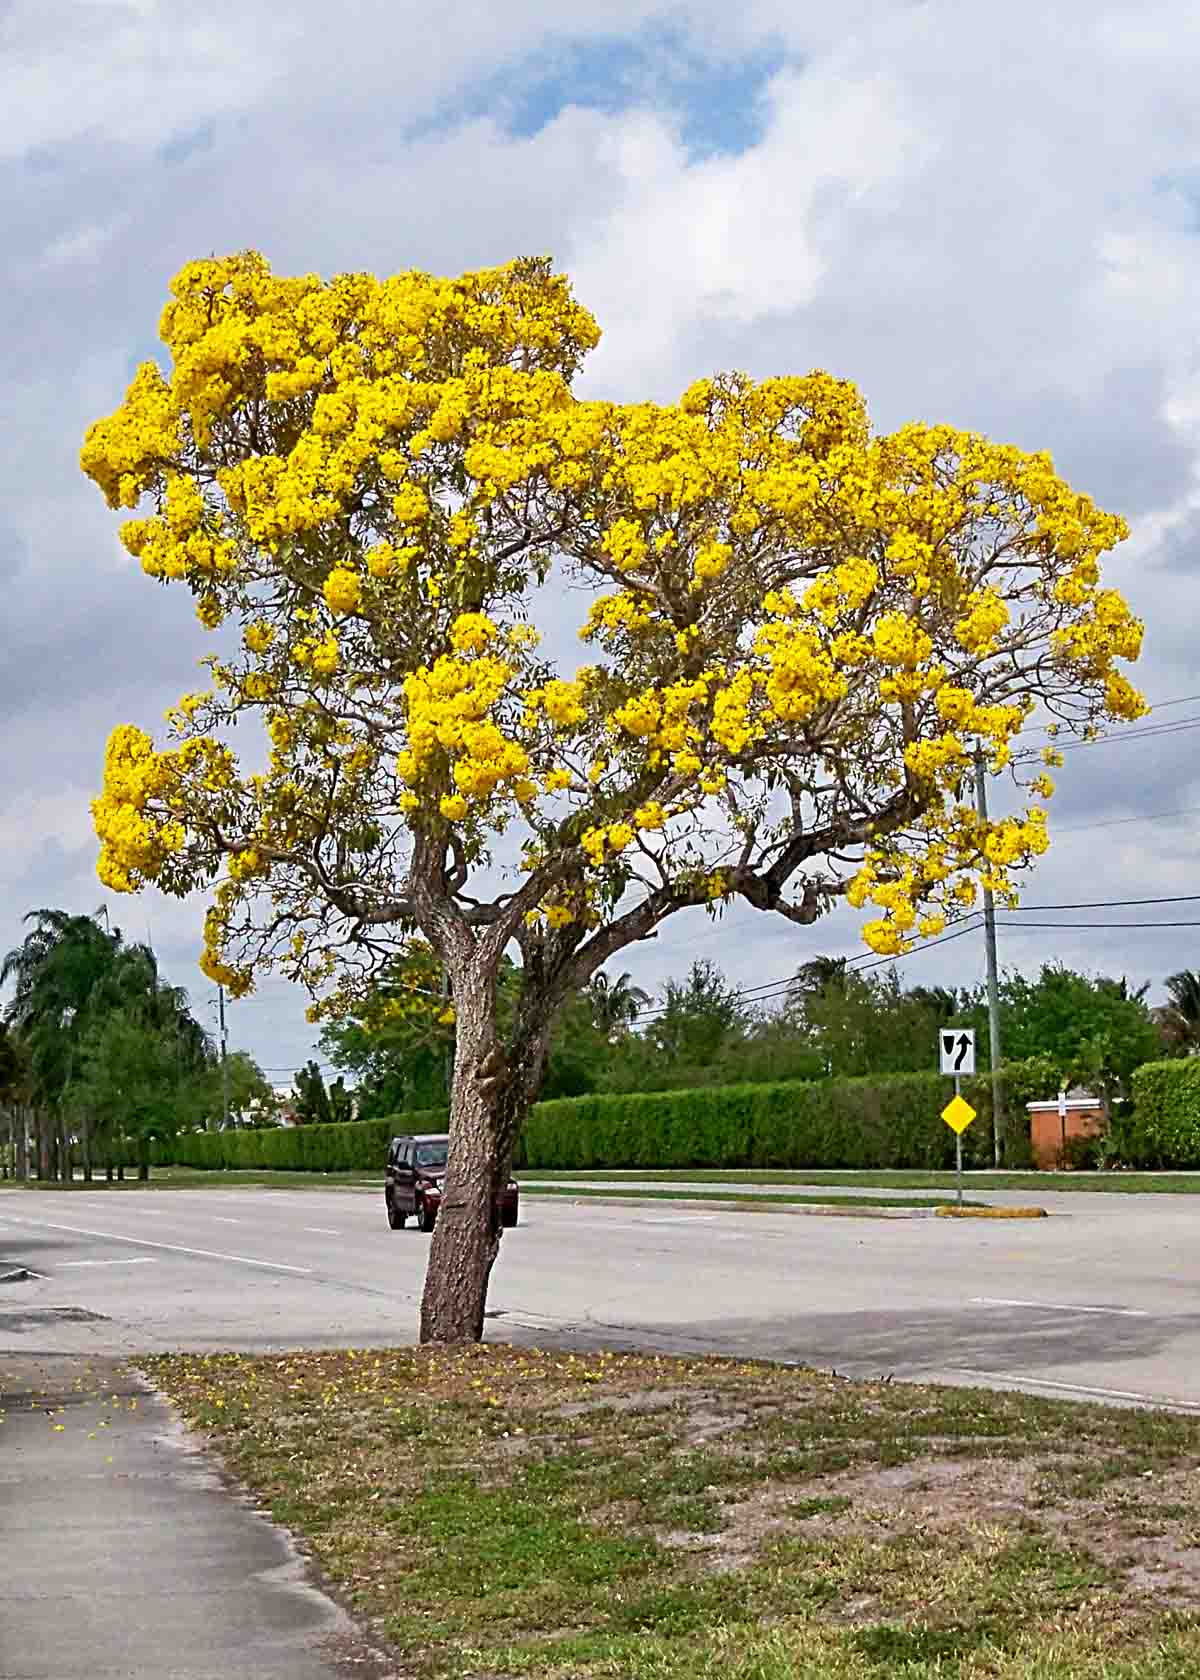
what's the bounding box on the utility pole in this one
[218,985,231,1131]
[973,751,1005,1165]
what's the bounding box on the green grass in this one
[2,1172,982,1209]
[522,1184,985,1210]
[14,1161,1200,1199]
[522,1166,1200,1194]
[146,1345,1200,1679]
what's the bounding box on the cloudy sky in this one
[4,0,1199,1078]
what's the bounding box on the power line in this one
[1011,894,1200,911]
[1054,805,1200,836]
[1017,692,1200,739]
[1055,717,1200,750]
[627,888,1200,1022]
[995,918,1200,931]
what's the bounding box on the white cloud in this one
[6,0,1200,1069]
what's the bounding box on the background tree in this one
[71,1007,213,1178]
[293,1060,334,1126]
[204,1050,277,1127]
[798,968,961,1079]
[789,955,849,1002]
[587,971,651,1038]
[969,964,1160,1107]
[81,251,1146,1342]
[1157,969,1200,1055]
[644,960,749,1069]
[0,1022,31,1179]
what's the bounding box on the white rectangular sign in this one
[939,1027,976,1077]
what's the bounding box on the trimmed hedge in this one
[153,1108,446,1172]
[152,1062,1055,1173]
[517,1066,1037,1171]
[1121,1060,1200,1167]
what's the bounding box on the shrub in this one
[155,1065,1051,1174]
[153,1109,446,1171]
[1118,1060,1200,1167]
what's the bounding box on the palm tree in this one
[2,911,212,1178]
[587,970,651,1036]
[789,955,849,1004]
[2,909,124,1178]
[907,985,962,1021]
[1158,970,1200,1055]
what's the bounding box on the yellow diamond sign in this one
[942,1094,977,1134]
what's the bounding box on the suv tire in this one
[417,1196,436,1233]
[386,1192,405,1229]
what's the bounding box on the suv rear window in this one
[415,1141,448,1168]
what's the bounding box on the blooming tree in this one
[82,252,1145,1341]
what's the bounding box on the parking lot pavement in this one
[2,1184,1200,1410]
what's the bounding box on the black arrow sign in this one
[954,1033,970,1071]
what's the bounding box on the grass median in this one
[3,1172,982,1210]
[521,1185,985,1211]
[523,1168,1200,1195]
[148,1345,1200,1679]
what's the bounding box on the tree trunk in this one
[16,1106,28,1181]
[37,1109,51,1180]
[138,1135,150,1182]
[59,1108,72,1183]
[418,967,547,1344]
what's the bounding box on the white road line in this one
[971,1296,1150,1318]
[303,1227,340,1235]
[643,1215,719,1225]
[949,1368,1200,1412]
[211,1217,242,1224]
[2,1214,313,1275]
[58,1257,157,1268]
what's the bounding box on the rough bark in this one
[418,963,549,1344]
[15,1106,28,1181]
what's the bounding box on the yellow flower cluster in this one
[398,649,529,809]
[81,255,1148,978]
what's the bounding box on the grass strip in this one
[147,1343,1200,1679]
[523,1185,983,1211]
[523,1167,1200,1194]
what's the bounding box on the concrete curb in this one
[935,1205,1049,1220]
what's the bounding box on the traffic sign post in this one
[940,1081,977,1211]
[939,1029,977,1208]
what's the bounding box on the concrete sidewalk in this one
[0,1353,398,1680]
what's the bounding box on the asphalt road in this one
[2,1184,1199,1411]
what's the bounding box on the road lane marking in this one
[971,1296,1149,1318]
[949,1368,1200,1412]
[304,1227,340,1235]
[2,1214,313,1275]
[58,1257,157,1268]
[211,1217,242,1224]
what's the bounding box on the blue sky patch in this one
[157,124,216,167]
[421,27,785,160]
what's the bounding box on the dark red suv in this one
[384,1133,519,1232]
